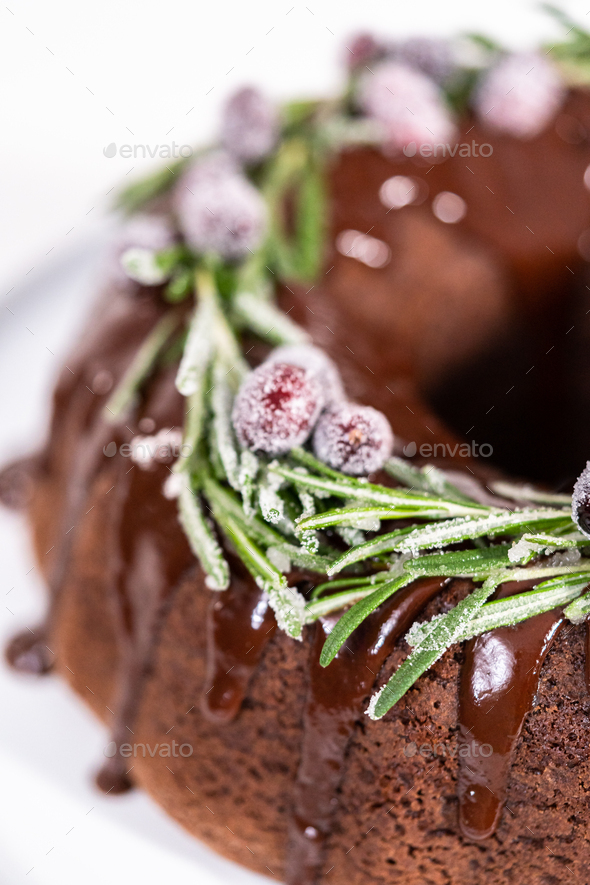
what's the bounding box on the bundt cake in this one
[6,21,590,884]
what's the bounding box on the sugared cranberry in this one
[474,52,565,140]
[264,344,344,405]
[345,32,387,70]
[573,462,590,537]
[312,402,393,475]
[232,363,323,455]
[221,87,278,163]
[175,155,267,259]
[359,61,455,153]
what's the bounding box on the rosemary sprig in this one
[369,563,590,720]
[104,311,181,422]
[367,573,504,719]
[319,575,413,667]
[177,485,230,591]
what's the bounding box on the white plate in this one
[0,242,274,885]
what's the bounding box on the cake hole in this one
[379,175,427,209]
[430,284,590,487]
[432,192,466,224]
[336,229,391,268]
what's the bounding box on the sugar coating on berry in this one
[572,462,590,538]
[344,32,386,70]
[175,155,267,259]
[474,52,565,140]
[313,402,393,475]
[221,87,278,163]
[265,344,345,404]
[360,61,455,153]
[232,363,323,455]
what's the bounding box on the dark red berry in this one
[313,402,393,475]
[221,87,278,163]
[232,363,323,455]
[573,462,590,537]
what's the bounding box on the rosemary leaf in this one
[305,586,376,622]
[104,311,181,422]
[310,574,387,599]
[490,480,572,507]
[319,575,413,667]
[178,485,230,590]
[238,449,259,518]
[203,476,282,548]
[385,457,476,504]
[233,290,310,345]
[326,527,418,576]
[219,513,306,639]
[175,294,214,396]
[297,505,458,534]
[395,509,573,554]
[404,545,513,578]
[289,447,348,480]
[210,361,241,490]
[368,573,504,720]
[270,463,487,516]
[457,572,590,640]
[564,587,590,623]
[266,541,336,573]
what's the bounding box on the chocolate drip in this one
[286,577,446,885]
[3,293,171,678]
[458,581,565,841]
[96,372,193,794]
[203,558,276,723]
[5,626,53,674]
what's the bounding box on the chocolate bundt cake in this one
[6,24,590,885]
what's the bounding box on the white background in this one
[0,1,587,883]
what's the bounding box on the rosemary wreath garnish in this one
[103,11,590,720]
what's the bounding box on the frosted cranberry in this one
[345,32,386,70]
[359,61,455,153]
[313,402,393,475]
[474,53,565,140]
[221,87,278,163]
[573,462,590,538]
[175,155,267,259]
[265,344,344,404]
[232,363,323,455]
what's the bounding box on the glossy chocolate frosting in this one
[4,101,590,883]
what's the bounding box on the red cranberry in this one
[573,462,590,538]
[232,363,323,455]
[265,344,344,404]
[312,402,393,475]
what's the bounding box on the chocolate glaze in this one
[458,580,565,841]
[95,368,193,793]
[4,127,590,870]
[203,557,276,723]
[286,578,446,885]
[4,290,174,682]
